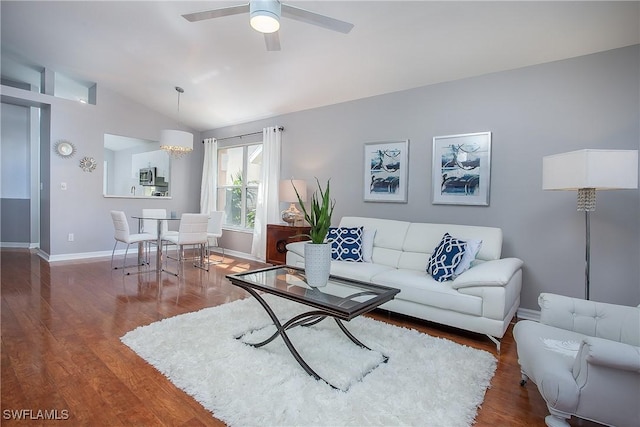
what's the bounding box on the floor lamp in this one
[543,149,638,300]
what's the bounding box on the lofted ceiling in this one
[1,1,639,132]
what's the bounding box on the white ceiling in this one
[1,1,639,132]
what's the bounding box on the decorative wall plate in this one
[54,140,76,158]
[79,156,97,172]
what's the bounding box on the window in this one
[217,143,262,230]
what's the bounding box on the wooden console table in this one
[266,224,310,265]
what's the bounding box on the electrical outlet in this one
[68,233,74,242]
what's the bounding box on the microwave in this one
[139,167,157,186]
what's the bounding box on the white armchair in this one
[513,293,640,427]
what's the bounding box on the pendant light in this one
[160,86,193,158]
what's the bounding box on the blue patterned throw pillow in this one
[328,227,363,262]
[426,233,466,282]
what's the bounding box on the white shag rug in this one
[121,295,496,427]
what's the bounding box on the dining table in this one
[132,215,180,277]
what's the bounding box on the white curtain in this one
[200,137,217,214]
[251,127,281,260]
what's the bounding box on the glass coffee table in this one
[226,265,400,389]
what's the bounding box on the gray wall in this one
[1,45,636,311]
[206,45,640,310]
[1,83,202,259]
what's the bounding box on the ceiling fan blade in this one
[264,32,281,51]
[182,4,249,22]
[281,4,354,34]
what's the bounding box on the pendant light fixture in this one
[160,86,193,158]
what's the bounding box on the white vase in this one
[304,242,331,287]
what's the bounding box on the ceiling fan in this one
[182,0,354,51]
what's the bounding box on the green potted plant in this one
[293,178,335,287]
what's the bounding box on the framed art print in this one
[364,140,409,203]
[432,132,491,206]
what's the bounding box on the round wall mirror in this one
[54,140,76,158]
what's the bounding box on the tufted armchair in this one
[513,293,640,427]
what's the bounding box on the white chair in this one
[110,210,155,273]
[206,211,225,264]
[162,213,210,276]
[513,293,640,427]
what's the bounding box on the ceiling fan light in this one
[250,14,279,33]
[250,0,281,33]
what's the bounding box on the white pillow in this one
[454,239,482,275]
[361,228,376,263]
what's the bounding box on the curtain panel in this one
[200,138,217,214]
[251,127,281,260]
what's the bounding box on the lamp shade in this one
[543,149,638,190]
[159,129,193,156]
[279,179,306,203]
[250,0,281,33]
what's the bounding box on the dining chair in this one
[162,213,210,277]
[110,210,155,273]
[206,211,226,264]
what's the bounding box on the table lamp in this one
[542,149,638,300]
[279,179,307,226]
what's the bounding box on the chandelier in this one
[160,87,193,157]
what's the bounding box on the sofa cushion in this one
[452,258,524,289]
[330,260,395,283]
[426,233,466,282]
[370,269,482,316]
[328,227,363,262]
[402,223,503,262]
[362,228,376,263]
[339,217,409,268]
[454,239,483,276]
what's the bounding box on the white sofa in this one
[513,293,640,427]
[286,216,523,349]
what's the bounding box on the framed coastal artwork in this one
[363,140,409,203]
[432,132,491,206]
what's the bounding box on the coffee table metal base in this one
[237,286,388,390]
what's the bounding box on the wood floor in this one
[1,249,598,426]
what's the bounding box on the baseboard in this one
[516,307,540,322]
[0,242,31,249]
[40,246,261,264]
[217,248,261,262]
[47,249,117,262]
[36,248,50,261]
